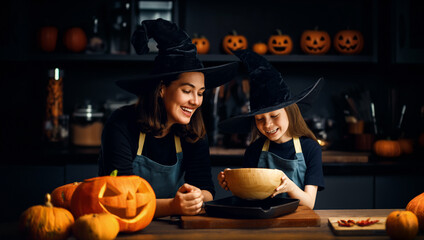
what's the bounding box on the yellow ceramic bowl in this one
[224,168,284,200]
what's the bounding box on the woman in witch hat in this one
[98,19,238,217]
[218,50,324,209]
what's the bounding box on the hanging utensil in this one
[370,102,378,135]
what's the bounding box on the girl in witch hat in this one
[98,18,238,217]
[218,50,324,209]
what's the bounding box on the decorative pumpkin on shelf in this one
[73,213,120,240]
[63,27,87,53]
[222,30,248,54]
[267,29,293,55]
[19,193,74,240]
[300,27,331,55]
[192,34,210,54]
[51,182,80,210]
[333,29,364,54]
[38,26,58,52]
[70,171,156,232]
[406,192,424,231]
[385,210,419,240]
[398,138,414,155]
[252,42,268,55]
[373,139,401,157]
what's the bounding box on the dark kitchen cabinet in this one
[392,0,424,63]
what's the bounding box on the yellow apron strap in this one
[174,135,182,154]
[293,137,302,153]
[137,132,146,156]
[262,139,270,151]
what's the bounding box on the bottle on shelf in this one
[86,16,107,54]
[110,0,131,55]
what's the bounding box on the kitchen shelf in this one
[17,53,377,63]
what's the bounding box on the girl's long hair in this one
[135,79,206,143]
[250,103,317,143]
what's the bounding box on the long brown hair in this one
[135,78,206,143]
[250,103,317,143]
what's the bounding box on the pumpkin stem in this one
[110,169,118,177]
[45,193,53,208]
[314,26,319,30]
[231,30,238,35]
[193,33,199,38]
[276,29,283,35]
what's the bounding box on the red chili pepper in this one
[356,218,379,226]
[337,219,356,227]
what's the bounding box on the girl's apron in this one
[257,137,307,197]
[132,132,185,198]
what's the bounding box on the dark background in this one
[0,0,424,222]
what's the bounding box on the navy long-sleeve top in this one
[98,104,215,197]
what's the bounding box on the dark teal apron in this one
[132,132,185,198]
[257,137,307,197]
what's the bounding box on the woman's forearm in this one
[287,185,318,209]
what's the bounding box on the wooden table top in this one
[2,209,423,240]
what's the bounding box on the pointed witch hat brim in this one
[218,50,324,134]
[115,18,239,95]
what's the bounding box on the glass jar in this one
[71,103,104,147]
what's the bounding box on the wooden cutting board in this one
[328,217,387,236]
[180,206,320,229]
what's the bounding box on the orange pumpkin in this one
[222,30,248,54]
[300,28,331,55]
[398,138,414,155]
[38,26,58,52]
[19,193,74,240]
[267,29,293,55]
[252,42,268,55]
[70,174,156,232]
[73,213,120,240]
[192,34,210,54]
[333,29,364,54]
[385,210,419,240]
[51,182,80,210]
[406,192,424,231]
[373,139,401,157]
[63,27,87,53]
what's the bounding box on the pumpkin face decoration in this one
[267,29,293,55]
[222,30,248,54]
[300,29,331,55]
[51,182,80,210]
[70,175,156,232]
[373,139,401,157]
[192,35,210,54]
[334,30,364,54]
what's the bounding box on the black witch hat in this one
[218,49,324,133]
[116,18,238,95]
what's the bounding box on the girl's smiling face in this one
[254,108,291,144]
[161,72,205,126]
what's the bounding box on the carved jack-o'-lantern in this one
[300,28,331,55]
[267,29,293,55]
[70,175,156,232]
[222,30,248,54]
[334,30,364,54]
[192,34,210,54]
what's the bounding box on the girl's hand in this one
[171,183,204,215]
[217,168,230,190]
[271,173,295,198]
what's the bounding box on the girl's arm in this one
[271,174,318,209]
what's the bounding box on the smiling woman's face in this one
[160,72,205,126]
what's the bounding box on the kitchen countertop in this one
[2,209,423,240]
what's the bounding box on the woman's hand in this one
[171,183,204,215]
[217,168,230,190]
[271,172,296,198]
